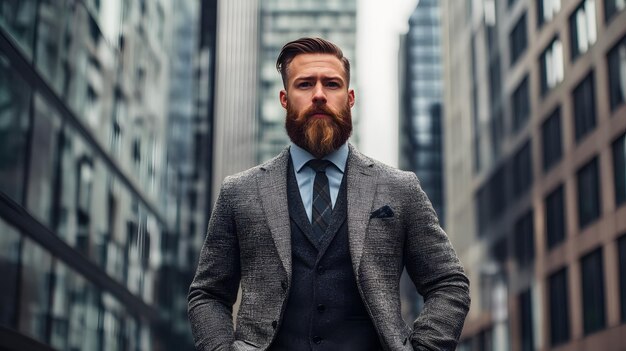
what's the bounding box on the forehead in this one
[287,54,346,80]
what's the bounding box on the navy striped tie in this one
[307,159,333,239]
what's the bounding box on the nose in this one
[312,82,327,104]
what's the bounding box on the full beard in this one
[285,101,353,159]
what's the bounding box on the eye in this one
[297,81,312,88]
[326,81,341,88]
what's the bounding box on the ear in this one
[348,89,355,108]
[280,90,288,109]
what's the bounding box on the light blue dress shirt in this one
[289,142,349,223]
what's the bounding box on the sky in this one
[356,0,420,167]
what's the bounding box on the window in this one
[541,38,564,95]
[549,268,570,346]
[542,107,562,171]
[573,72,596,142]
[545,184,566,249]
[607,36,626,111]
[515,210,535,266]
[513,141,533,197]
[0,218,21,327]
[512,76,530,132]
[569,0,597,60]
[605,0,626,22]
[510,13,528,66]
[577,157,601,228]
[537,0,561,26]
[580,248,606,334]
[519,289,534,351]
[619,234,626,323]
[18,239,53,343]
[613,132,626,206]
[0,54,32,204]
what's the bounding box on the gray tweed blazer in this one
[188,144,470,351]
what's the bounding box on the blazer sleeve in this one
[188,178,240,351]
[403,172,470,351]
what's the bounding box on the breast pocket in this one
[232,339,260,351]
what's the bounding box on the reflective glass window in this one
[573,71,596,142]
[540,38,564,95]
[0,54,31,204]
[577,157,601,228]
[0,217,21,328]
[0,0,38,57]
[514,210,534,266]
[509,13,527,66]
[545,184,566,249]
[619,234,626,323]
[549,267,570,346]
[613,132,626,206]
[605,0,626,22]
[519,289,534,351]
[537,0,561,27]
[26,94,62,227]
[607,35,626,111]
[17,238,52,343]
[35,0,74,95]
[512,75,530,132]
[569,0,597,60]
[542,107,562,171]
[580,248,606,334]
[513,141,533,197]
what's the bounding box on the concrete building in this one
[441,0,626,350]
[257,0,358,163]
[211,0,261,202]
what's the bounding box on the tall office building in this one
[211,0,260,203]
[398,0,444,324]
[257,0,358,163]
[0,0,199,349]
[441,0,626,350]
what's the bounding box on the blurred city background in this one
[0,0,625,350]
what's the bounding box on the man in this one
[188,37,470,351]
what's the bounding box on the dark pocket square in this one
[370,205,394,219]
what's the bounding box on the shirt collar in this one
[290,142,349,174]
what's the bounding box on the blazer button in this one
[312,336,323,344]
[271,321,278,329]
[316,304,326,312]
[317,266,325,275]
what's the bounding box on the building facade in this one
[442,0,626,350]
[398,0,444,324]
[210,0,261,203]
[0,0,200,349]
[257,0,358,163]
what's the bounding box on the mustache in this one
[300,104,337,119]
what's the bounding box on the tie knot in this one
[307,159,333,173]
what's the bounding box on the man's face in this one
[280,53,355,158]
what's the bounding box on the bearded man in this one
[188,37,470,351]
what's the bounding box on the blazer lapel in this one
[346,143,377,275]
[258,147,292,276]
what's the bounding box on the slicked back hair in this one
[276,37,350,89]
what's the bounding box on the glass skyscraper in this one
[0,0,203,349]
[397,0,443,325]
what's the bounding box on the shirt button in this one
[272,320,278,329]
[317,304,326,312]
[281,280,288,291]
[312,336,323,344]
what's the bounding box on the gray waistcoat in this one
[269,159,381,351]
